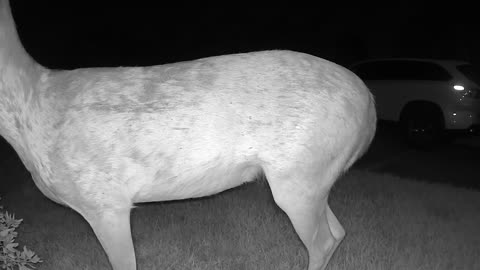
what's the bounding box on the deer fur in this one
[0,1,376,269]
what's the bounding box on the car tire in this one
[400,105,445,149]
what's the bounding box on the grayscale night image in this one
[1,1,479,270]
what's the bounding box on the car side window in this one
[353,61,452,81]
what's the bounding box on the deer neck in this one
[0,1,49,165]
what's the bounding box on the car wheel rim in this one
[406,119,438,142]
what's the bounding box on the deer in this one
[0,1,376,270]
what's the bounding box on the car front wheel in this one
[400,106,445,148]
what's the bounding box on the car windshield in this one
[457,64,480,85]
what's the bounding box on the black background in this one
[9,1,480,69]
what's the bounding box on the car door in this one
[351,60,404,121]
[351,60,453,122]
[364,79,404,121]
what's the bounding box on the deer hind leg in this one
[321,204,345,268]
[265,167,345,270]
[82,208,136,270]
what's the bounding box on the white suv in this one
[349,58,480,145]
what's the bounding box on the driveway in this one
[354,123,480,190]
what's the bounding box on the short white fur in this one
[0,2,376,270]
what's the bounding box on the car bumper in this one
[468,124,480,135]
[444,109,480,130]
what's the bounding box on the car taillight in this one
[452,84,480,100]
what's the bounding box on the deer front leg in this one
[83,208,136,270]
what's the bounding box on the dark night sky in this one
[9,1,480,69]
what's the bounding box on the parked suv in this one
[349,58,480,146]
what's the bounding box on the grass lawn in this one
[1,169,480,270]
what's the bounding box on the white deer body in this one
[1,2,376,270]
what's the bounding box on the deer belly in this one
[132,160,262,203]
